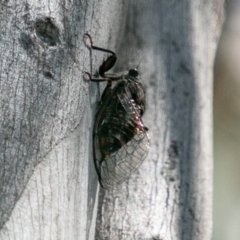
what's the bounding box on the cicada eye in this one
[128,69,138,78]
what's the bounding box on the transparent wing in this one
[99,129,150,188]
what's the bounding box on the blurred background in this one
[214,0,240,239]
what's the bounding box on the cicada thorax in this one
[127,78,146,117]
[97,79,146,159]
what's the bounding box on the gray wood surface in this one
[0,0,224,239]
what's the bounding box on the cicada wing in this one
[93,80,149,188]
[99,129,150,188]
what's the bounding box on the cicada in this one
[84,33,150,188]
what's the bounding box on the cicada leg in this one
[84,72,112,102]
[83,72,110,82]
[84,33,117,77]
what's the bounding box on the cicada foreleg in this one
[84,33,117,78]
[84,72,123,82]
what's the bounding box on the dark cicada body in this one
[84,34,150,188]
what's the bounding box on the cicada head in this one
[128,69,139,79]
